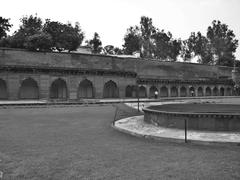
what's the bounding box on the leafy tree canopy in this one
[87,32,102,54]
[43,20,84,52]
[0,17,12,39]
[1,15,84,52]
[103,45,123,55]
[123,16,181,61]
[182,20,238,66]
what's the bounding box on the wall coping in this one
[142,106,240,118]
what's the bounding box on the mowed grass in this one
[0,104,239,180]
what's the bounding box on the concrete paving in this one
[114,115,240,145]
[0,96,236,105]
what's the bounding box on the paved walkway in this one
[114,116,240,145]
[0,96,236,105]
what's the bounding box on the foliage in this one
[207,20,238,66]
[181,32,213,64]
[182,20,238,66]
[9,14,43,49]
[123,26,141,55]
[43,20,84,52]
[103,45,123,55]
[0,17,12,39]
[24,32,53,51]
[123,16,181,61]
[88,32,102,54]
[3,15,84,52]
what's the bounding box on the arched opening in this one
[189,87,195,96]
[213,87,218,96]
[149,86,158,98]
[50,78,68,99]
[226,87,232,96]
[125,85,132,98]
[197,87,203,96]
[19,78,39,99]
[180,86,187,97]
[220,87,224,96]
[139,86,147,98]
[170,86,178,97]
[160,86,168,97]
[0,79,8,99]
[78,79,94,98]
[103,80,119,98]
[205,87,211,96]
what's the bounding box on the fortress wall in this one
[0,48,235,100]
[0,48,234,80]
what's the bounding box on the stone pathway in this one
[114,116,240,144]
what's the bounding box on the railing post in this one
[184,118,188,143]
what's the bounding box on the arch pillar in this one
[167,85,171,97]
[177,86,181,97]
[186,86,190,96]
[39,75,50,99]
[94,76,104,98]
[146,85,150,98]
[118,78,126,98]
[69,76,78,100]
[8,74,20,100]
[195,87,198,96]
[203,86,206,96]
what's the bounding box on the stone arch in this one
[103,80,119,98]
[125,85,137,98]
[160,86,168,97]
[139,86,147,98]
[220,87,224,96]
[149,86,158,98]
[226,87,232,96]
[125,85,132,98]
[50,78,68,99]
[205,87,211,96]
[0,79,8,99]
[213,87,218,96]
[197,87,204,96]
[170,86,178,97]
[189,86,195,96]
[78,79,94,98]
[19,78,39,99]
[180,86,187,97]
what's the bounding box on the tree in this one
[10,14,43,48]
[103,45,123,55]
[104,45,115,54]
[182,20,238,66]
[0,17,12,39]
[24,32,53,51]
[123,26,141,55]
[123,16,181,60]
[43,20,84,52]
[152,30,171,59]
[181,32,213,64]
[207,20,238,66]
[168,39,182,61]
[140,16,156,58]
[88,32,102,54]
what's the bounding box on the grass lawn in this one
[0,104,239,180]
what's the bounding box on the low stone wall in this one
[143,106,240,131]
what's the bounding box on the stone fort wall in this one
[0,48,235,100]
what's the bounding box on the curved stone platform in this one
[143,104,240,131]
[113,116,240,145]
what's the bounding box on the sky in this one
[1,0,240,59]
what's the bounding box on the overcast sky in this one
[2,0,240,59]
